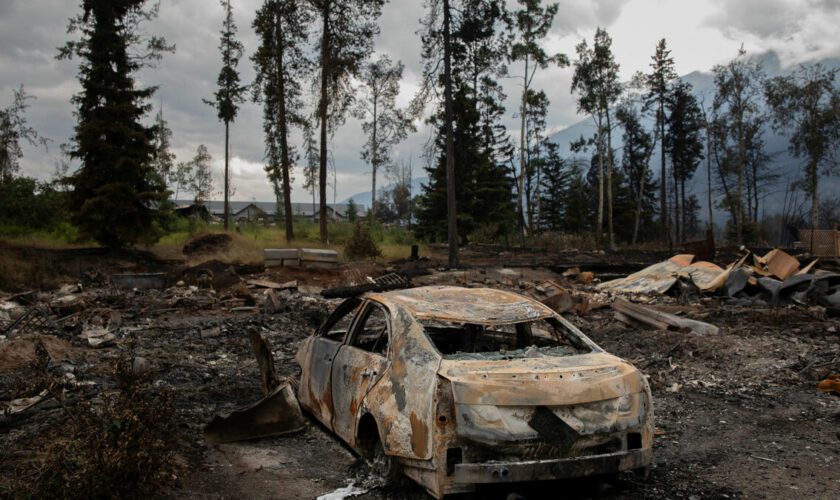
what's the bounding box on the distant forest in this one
[2,0,839,265]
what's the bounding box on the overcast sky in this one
[2,0,839,204]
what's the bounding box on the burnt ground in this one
[1,248,838,499]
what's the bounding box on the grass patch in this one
[149,218,423,264]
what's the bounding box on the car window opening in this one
[421,317,591,360]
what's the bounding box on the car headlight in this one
[617,394,633,413]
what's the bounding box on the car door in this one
[299,297,362,430]
[330,301,390,445]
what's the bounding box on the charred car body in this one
[295,286,653,498]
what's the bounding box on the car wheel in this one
[370,440,400,481]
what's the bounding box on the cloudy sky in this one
[2,0,839,205]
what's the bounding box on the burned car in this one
[295,286,653,498]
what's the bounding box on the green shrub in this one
[344,222,382,260]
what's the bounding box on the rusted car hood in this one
[437,352,646,406]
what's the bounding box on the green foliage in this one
[347,198,358,222]
[59,0,173,248]
[415,84,516,243]
[206,0,248,124]
[765,63,840,229]
[0,85,48,182]
[0,177,68,229]
[355,54,414,222]
[344,222,382,260]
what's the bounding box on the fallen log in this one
[611,298,719,335]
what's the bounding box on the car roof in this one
[367,286,555,326]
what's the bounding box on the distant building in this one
[175,200,367,223]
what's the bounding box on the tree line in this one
[1,0,839,262]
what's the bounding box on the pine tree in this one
[666,81,705,242]
[205,0,248,231]
[310,0,385,243]
[644,39,678,245]
[58,0,173,248]
[616,102,658,244]
[253,0,312,242]
[415,0,459,265]
[536,141,569,232]
[415,84,515,242]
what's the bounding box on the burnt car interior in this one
[318,298,389,355]
[421,318,592,360]
[348,304,389,355]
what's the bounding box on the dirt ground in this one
[1,246,838,499]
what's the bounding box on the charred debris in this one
[1,245,838,497]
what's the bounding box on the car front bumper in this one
[452,448,651,484]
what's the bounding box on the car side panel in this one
[362,305,441,461]
[299,337,342,429]
[331,345,388,445]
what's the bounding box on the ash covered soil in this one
[1,251,838,499]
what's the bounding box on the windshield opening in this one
[421,317,591,360]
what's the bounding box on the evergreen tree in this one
[616,102,658,243]
[354,54,414,222]
[0,85,48,183]
[310,0,385,243]
[302,123,319,218]
[415,0,459,266]
[415,1,516,245]
[346,198,358,222]
[765,64,840,231]
[536,141,569,232]
[666,81,705,242]
[151,104,175,186]
[252,0,312,242]
[205,0,248,231]
[561,159,594,234]
[58,0,173,248]
[415,84,515,242]
[644,38,678,244]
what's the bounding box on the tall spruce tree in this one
[666,81,705,242]
[252,0,312,242]
[536,141,568,232]
[616,102,658,244]
[310,0,385,243]
[508,0,567,236]
[206,0,248,231]
[765,64,840,231]
[415,0,516,246]
[415,0,459,266]
[58,0,173,248]
[644,39,678,246]
[354,54,414,223]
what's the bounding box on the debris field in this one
[1,245,838,499]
